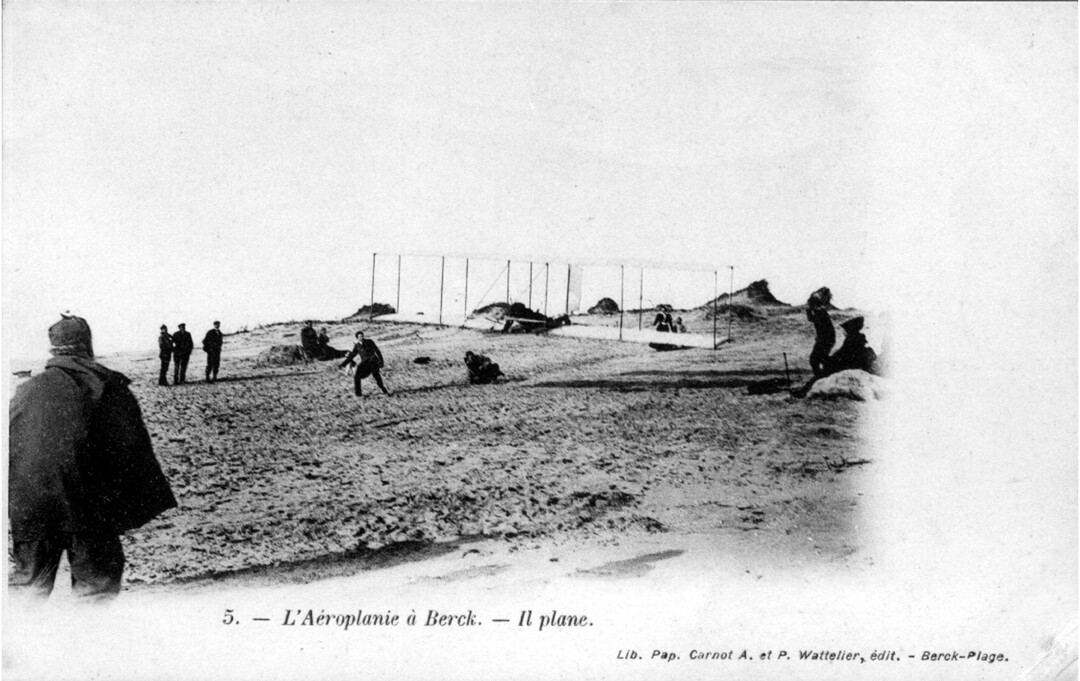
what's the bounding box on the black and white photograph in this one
[2,2,1075,680]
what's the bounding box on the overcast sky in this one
[3,2,1075,358]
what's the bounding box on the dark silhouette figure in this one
[792,315,878,398]
[9,314,176,599]
[339,331,390,397]
[825,317,878,375]
[202,321,224,382]
[806,287,835,377]
[501,303,550,333]
[464,351,504,384]
[317,327,347,360]
[300,321,319,359]
[171,323,194,385]
[157,325,173,386]
[653,313,670,332]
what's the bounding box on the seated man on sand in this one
[300,321,320,358]
[791,316,878,398]
[824,317,878,375]
[317,327,347,360]
[464,351,504,384]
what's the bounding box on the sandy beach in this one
[17,309,873,592]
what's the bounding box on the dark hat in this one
[49,313,93,357]
[178,323,186,328]
[213,320,220,326]
[160,324,168,331]
[840,316,864,333]
[808,287,832,308]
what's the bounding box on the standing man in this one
[805,287,835,378]
[202,320,224,383]
[338,330,391,397]
[9,314,177,599]
[157,324,173,386]
[172,323,194,385]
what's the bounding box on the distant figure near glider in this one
[157,325,173,386]
[805,287,835,378]
[500,302,568,334]
[464,351,503,384]
[339,330,390,397]
[172,323,194,385]
[202,321,224,383]
[653,313,670,332]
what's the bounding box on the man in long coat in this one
[9,314,177,599]
[806,287,836,378]
[172,323,194,385]
[157,324,173,386]
[202,320,224,382]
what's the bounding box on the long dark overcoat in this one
[9,356,177,540]
[158,332,173,359]
[202,328,223,354]
[172,330,194,358]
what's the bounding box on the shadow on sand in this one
[159,370,328,387]
[574,549,685,578]
[138,539,471,593]
[532,369,805,391]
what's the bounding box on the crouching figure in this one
[464,351,504,385]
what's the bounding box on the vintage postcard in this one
[3,2,1075,680]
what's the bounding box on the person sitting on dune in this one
[824,317,878,375]
[317,327,347,360]
[791,316,878,398]
[300,321,320,359]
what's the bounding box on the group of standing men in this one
[158,321,224,386]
